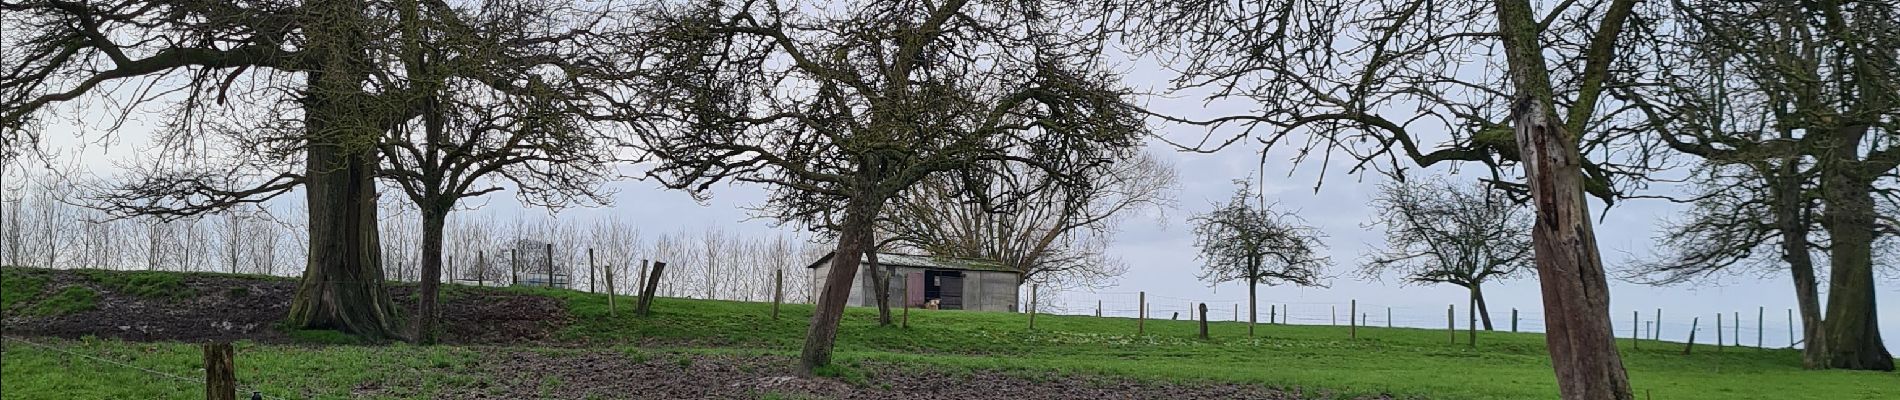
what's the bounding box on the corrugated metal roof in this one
[805,251,1017,274]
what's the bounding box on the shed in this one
[806,252,1021,312]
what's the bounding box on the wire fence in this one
[2,336,288,400]
[1038,291,1809,349]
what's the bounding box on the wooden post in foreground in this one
[1137,291,1146,335]
[1787,309,1796,349]
[1682,317,1700,355]
[1349,299,1357,339]
[1387,307,1392,328]
[637,261,649,299]
[772,268,784,320]
[587,248,597,293]
[204,343,236,400]
[509,249,518,286]
[1654,308,1663,341]
[1096,300,1102,317]
[1717,313,1724,351]
[1198,303,1209,340]
[1269,305,1277,325]
[1756,306,1764,348]
[636,261,667,317]
[1511,308,1519,332]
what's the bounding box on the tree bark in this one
[1817,129,1894,370]
[1493,0,1635,397]
[1247,259,1258,337]
[799,199,880,374]
[1473,284,1495,331]
[413,207,448,344]
[285,0,400,339]
[1769,159,1826,368]
[868,236,892,327]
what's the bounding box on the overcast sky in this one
[11,34,1897,355]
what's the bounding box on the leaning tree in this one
[626,0,1145,374]
[1363,178,1533,331]
[1192,181,1329,336]
[1126,0,1650,396]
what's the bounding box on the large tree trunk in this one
[412,207,448,344]
[799,199,880,374]
[285,0,400,340]
[1473,284,1495,331]
[1493,0,1635,397]
[1768,159,1826,368]
[1817,132,1894,371]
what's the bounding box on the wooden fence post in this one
[1633,311,1640,349]
[1233,303,1238,322]
[204,343,236,400]
[637,260,649,299]
[636,261,667,317]
[545,243,556,289]
[903,300,910,329]
[587,248,597,293]
[1717,313,1724,351]
[476,251,486,286]
[1349,299,1357,339]
[1198,303,1209,340]
[1654,308,1662,340]
[1511,308,1519,332]
[1269,305,1277,325]
[772,268,784,320]
[1138,291,1146,335]
[1331,305,1337,326]
[1683,317,1700,355]
[509,249,518,286]
[1788,308,1796,349]
[1757,306,1764,348]
[605,259,617,317]
[1096,300,1102,317]
[1733,311,1739,346]
[1447,304,1455,344]
[1029,284,1038,330]
[1387,307,1392,328]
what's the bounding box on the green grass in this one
[27,286,99,316]
[1,267,49,311]
[2,268,1895,399]
[80,269,192,300]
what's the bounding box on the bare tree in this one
[1364,178,1533,331]
[628,0,1145,373]
[1126,0,1647,395]
[1192,181,1329,336]
[1615,0,1896,370]
[885,152,1176,290]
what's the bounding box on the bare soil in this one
[0,269,569,344]
[399,350,1382,400]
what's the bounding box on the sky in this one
[8,16,1897,356]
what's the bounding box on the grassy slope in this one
[3,269,1895,399]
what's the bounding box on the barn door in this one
[906,272,924,307]
[939,275,964,310]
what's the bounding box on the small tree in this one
[1363,178,1532,331]
[885,152,1177,290]
[628,0,1145,374]
[1192,181,1329,336]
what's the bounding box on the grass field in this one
[3,269,1896,399]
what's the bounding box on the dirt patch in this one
[406,350,1387,400]
[0,269,569,345]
